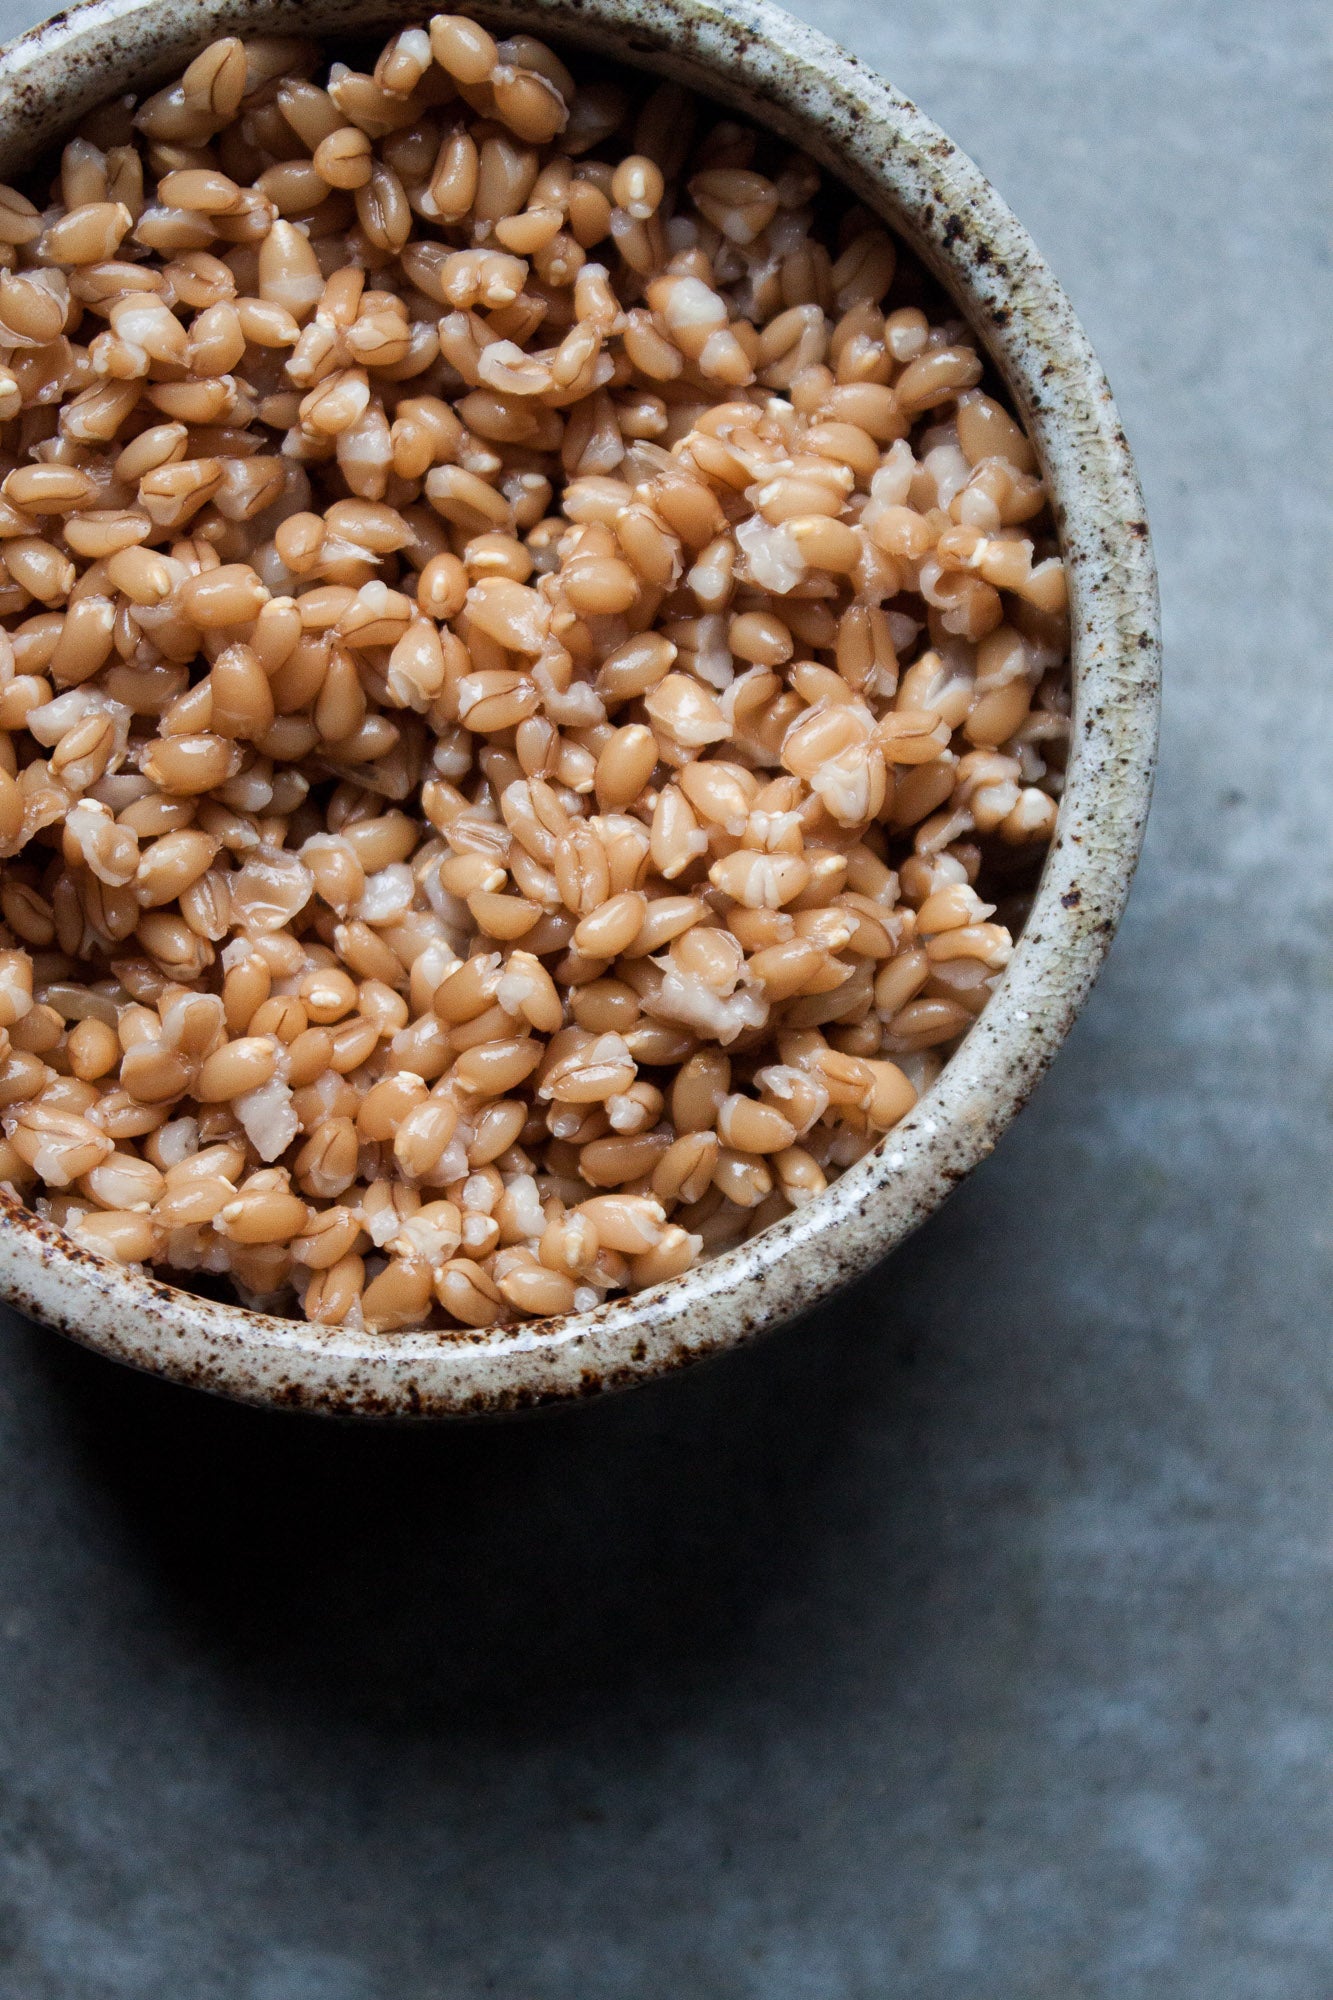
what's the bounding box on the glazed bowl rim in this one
[0,0,1160,1415]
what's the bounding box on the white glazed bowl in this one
[0,0,1160,1414]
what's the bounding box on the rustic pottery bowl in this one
[0,0,1160,1414]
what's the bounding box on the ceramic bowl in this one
[0,0,1160,1414]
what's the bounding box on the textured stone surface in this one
[0,0,1328,1993]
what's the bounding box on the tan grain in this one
[0,25,1063,1330]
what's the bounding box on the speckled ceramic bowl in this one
[0,0,1159,1414]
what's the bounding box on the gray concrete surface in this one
[0,0,1330,1992]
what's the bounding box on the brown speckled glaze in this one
[0,0,1160,1416]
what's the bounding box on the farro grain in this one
[70,1209,157,1260]
[194,1035,278,1102]
[433,1257,504,1326]
[293,1118,358,1197]
[713,1149,773,1208]
[303,1253,364,1323]
[217,1184,307,1243]
[0,26,1065,1323]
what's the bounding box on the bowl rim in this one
[0,0,1160,1416]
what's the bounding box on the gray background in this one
[0,0,1330,1992]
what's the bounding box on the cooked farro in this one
[0,23,1070,1330]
